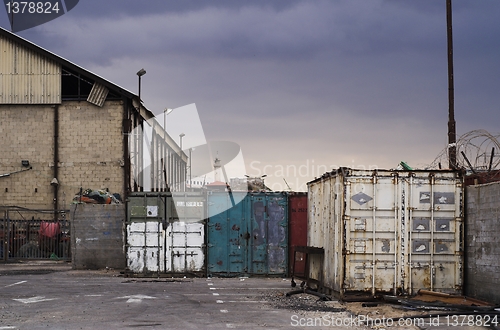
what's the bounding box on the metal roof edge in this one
[306,167,464,185]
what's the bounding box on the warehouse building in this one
[0,27,186,261]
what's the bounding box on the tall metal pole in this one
[447,0,457,169]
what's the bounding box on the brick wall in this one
[0,100,125,210]
[465,182,500,304]
[71,203,125,270]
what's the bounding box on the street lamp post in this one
[179,133,185,151]
[136,68,146,101]
[163,108,173,132]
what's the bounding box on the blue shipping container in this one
[207,192,288,276]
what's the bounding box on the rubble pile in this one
[72,189,122,204]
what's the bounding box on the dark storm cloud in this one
[1,0,500,187]
[68,0,304,18]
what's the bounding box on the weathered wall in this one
[71,203,125,270]
[0,105,54,209]
[58,100,125,202]
[465,182,500,304]
[0,100,124,210]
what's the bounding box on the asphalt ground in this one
[0,262,496,330]
[0,262,325,330]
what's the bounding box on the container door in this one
[166,221,205,273]
[289,194,308,277]
[248,193,288,275]
[207,192,288,276]
[344,174,400,295]
[167,193,206,274]
[406,174,463,295]
[207,192,247,275]
[126,195,164,274]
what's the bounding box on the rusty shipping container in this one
[307,168,464,299]
[288,192,308,277]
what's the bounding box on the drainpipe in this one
[53,105,59,222]
[123,98,131,198]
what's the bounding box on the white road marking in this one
[210,288,216,290]
[216,300,224,304]
[213,293,220,296]
[207,283,214,286]
[5,280,27,288]
[14,296,58,304]
[116,294,156,303]
[220,310,228,313]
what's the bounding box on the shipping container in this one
[126,192,206,275]
[307,168,464,299]
[288,192,308,277]
[207,191,288,276]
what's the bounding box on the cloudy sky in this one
[2,0,499,191]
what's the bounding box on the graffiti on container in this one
[252,201,266,245]
[381,239,390,253]
[267,201,286,273]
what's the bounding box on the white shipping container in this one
[307,168,463,299]
[126,192,206,275]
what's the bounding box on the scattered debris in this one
[73,189,122,204]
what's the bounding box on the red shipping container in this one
[288,193,308,277]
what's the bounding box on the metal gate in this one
[207,192,288,276]
[126,192,206,275]
[0,207,70,261]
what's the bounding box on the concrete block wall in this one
[0,100,125,210]
[58,100,125,203]
[465,181,500,304]
[71,203,126,270]
[0,105,55,209]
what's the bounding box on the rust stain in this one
[215,223,221,231]
[231,224,240,231]
[217,260,223,266]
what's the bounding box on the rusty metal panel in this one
[0,35,61,104]
[307,171,344,293]
[405,172,463,295]
[288,193,308,276]
[307,168,463,298]
[207,192,288,276]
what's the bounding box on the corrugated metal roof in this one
[0,26,135,100]
[0,34,61,104]
[0,27,156,121]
